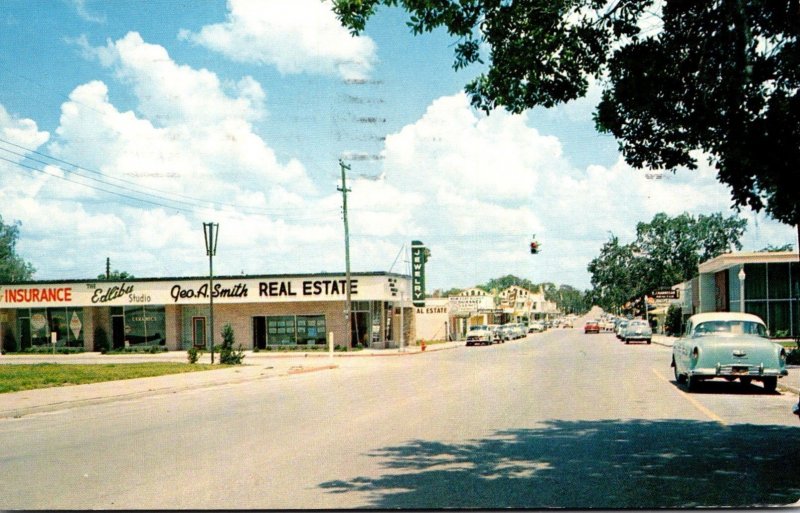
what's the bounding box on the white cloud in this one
[179,0,377,80]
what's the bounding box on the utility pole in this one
[106,257,110,279]
[338,160,353,349]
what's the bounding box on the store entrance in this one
[112,315,125,349]
[351,311,370,348]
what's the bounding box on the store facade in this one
[0,272,413,352]
[697,251,799,338]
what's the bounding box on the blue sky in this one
[0,0,795,292]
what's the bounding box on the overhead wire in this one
[0,139,340,221]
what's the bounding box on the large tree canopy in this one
[587,212,747,310]
[333,0,800,227]
[0,216,35,283]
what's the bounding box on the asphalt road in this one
[1,328,798,509]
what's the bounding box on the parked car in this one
[528,321,545,333]
[672,312,788,392]
[615,320,629,340]
[794,397,800,422]
[466,325,494,346]
[621,319,652,344]
[584,320,600,334]
[494,324,511,342]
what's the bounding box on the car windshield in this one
[629,321,648,327]
[469,325,487,331]
[693,320,767,338]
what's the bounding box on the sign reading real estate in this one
[411,240,429,307]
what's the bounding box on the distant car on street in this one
[615,320,629,340]
[671,312,788,392]
[528,321,545,333]
[466,325,494,346]
[584,320,600,334]
[621,319,652,344]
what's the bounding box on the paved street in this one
[1,328,798,509]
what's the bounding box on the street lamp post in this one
[203,222,219,363]
[738,265,746,313]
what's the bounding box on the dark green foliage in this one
[333,0,800,227]
[588,212,746,310]
[665,304,683,337]
[187,345,201,364]
[219,323,245,365]
[0,215,36,282]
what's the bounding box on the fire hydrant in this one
[421,341,426,351]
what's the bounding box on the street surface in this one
[1,328,798,509]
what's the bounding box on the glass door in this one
[192,317,206,348]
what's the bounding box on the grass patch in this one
[0,363,224,394]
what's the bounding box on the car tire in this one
[646,339,651,344]
[762,377,777,393]
[686,375,700,392]
[673,363,687,384]
[624,338,629,344]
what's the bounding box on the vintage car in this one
[584,320,600,334]
[794,397,800,422]
[528,321,545,333]
[465,325,494,346]
[672,312,787,392]
[615,320,629,340]
[621,319,652,344]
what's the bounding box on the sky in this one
[0,0,795,293]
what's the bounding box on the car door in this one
[674,320,692,374]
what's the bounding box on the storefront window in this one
[768,263,790,299]
[267,316,296,345]
[744,264,767,300]
[768,301,791,338]
[124,305,166,346]
[12,307,84,349]
[296,315,326,345]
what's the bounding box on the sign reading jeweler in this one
[411,240,430,307]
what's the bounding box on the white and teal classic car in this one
[672,312,788,392]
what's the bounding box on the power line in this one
[0,142,342,221]
[0,137,334,217]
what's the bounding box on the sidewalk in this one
[0,341,463,419]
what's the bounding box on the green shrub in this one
[187,345,201,364]
[219,323,245,365]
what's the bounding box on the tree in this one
[333,0,800,232]
[98,270,135,281]
[588,212,746,311]
[0,215,35,282]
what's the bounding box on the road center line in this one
[652,368,728,426]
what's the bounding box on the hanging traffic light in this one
[530,236,540,254]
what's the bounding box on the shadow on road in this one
[319,419,800,509]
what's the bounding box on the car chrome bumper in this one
[688,366,788,378]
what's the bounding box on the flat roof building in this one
[0,272,414,353]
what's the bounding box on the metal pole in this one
[738,265,746,313]
[400,291,404,352]
[204,222,219,364]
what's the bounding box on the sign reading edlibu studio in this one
[411,240,430,307]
